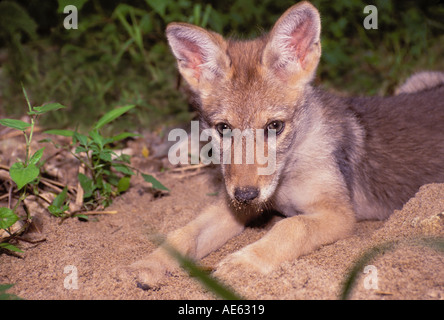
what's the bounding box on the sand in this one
[0,133,443,300]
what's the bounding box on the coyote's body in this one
[121,1,444,287]
[299,87,444,221]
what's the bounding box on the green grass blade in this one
[29,103,66,115]
[0,283,23,300]
[44,129,75,137]
[141,173,169,191]
[0,207,19,229]
[340,237,444,300]
[94,105,135,130]
[21,84,32,113]
[29,148,45,165]
[340,241,396,300]
[164,244,242,300]
[0,119,31,131]
[0,243,23,253]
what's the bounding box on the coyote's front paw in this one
[116,250,179,290]
[213,246,274,280]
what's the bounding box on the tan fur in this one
[119,1,444,288]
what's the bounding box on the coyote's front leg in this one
[120,198,247,289]
[214,198,355,278]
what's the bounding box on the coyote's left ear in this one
[263,1,321,86]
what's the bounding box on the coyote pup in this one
[125,1,444,288]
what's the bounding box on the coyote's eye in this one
[215,123,231,136]
[266,120,285,135]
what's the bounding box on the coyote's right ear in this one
[166,23,230,94]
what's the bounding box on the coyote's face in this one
[167,2,322,208]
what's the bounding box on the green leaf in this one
[0,283,23,299]
[94,105,135,130]
[201,4,212,28]
[145,0,167,18]
[102,181,112,194]
[90,145,101,157]
[48,202,68,217]
[78,173,95,198]
[115,153,131,164]
[106,173,120,187]
[44,129,75,137]
[0,208,19,229]
[73,132,89,147]
[0,243,23,254]
[89,129,104,149]
[0,284,14,292]
[0,2,37,40]
[0,118,30,131]
[110,132,141,142]
[98,150,112,162]
[74,146,88,154]
[21,84,32,113]
[53,187,68,208]
[29,148,45,165]
[112,163,135,176]
[9,162,39,190]
[57,0,89,13]
[141,173,169,191]
[47,205,62,217]
[117,176,131,193]
[29,103,66,115]
[75,214,89,221]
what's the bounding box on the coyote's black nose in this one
[234,187,259,203]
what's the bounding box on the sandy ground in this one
[0,132,443,300]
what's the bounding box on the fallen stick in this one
[174,170,207,180]
[78,210,118,215]
[0,126,43,141]
[39,178,63,193]
[0,193,9,201]
[75,164,85,207]
[40,177,76,194]
[167,163,210,173]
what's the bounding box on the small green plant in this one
[44,105,168,211]
[1,91,168,253]
[47,186,70,219]
[0,86,65,253]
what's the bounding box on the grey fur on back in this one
[319,78,444,220]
